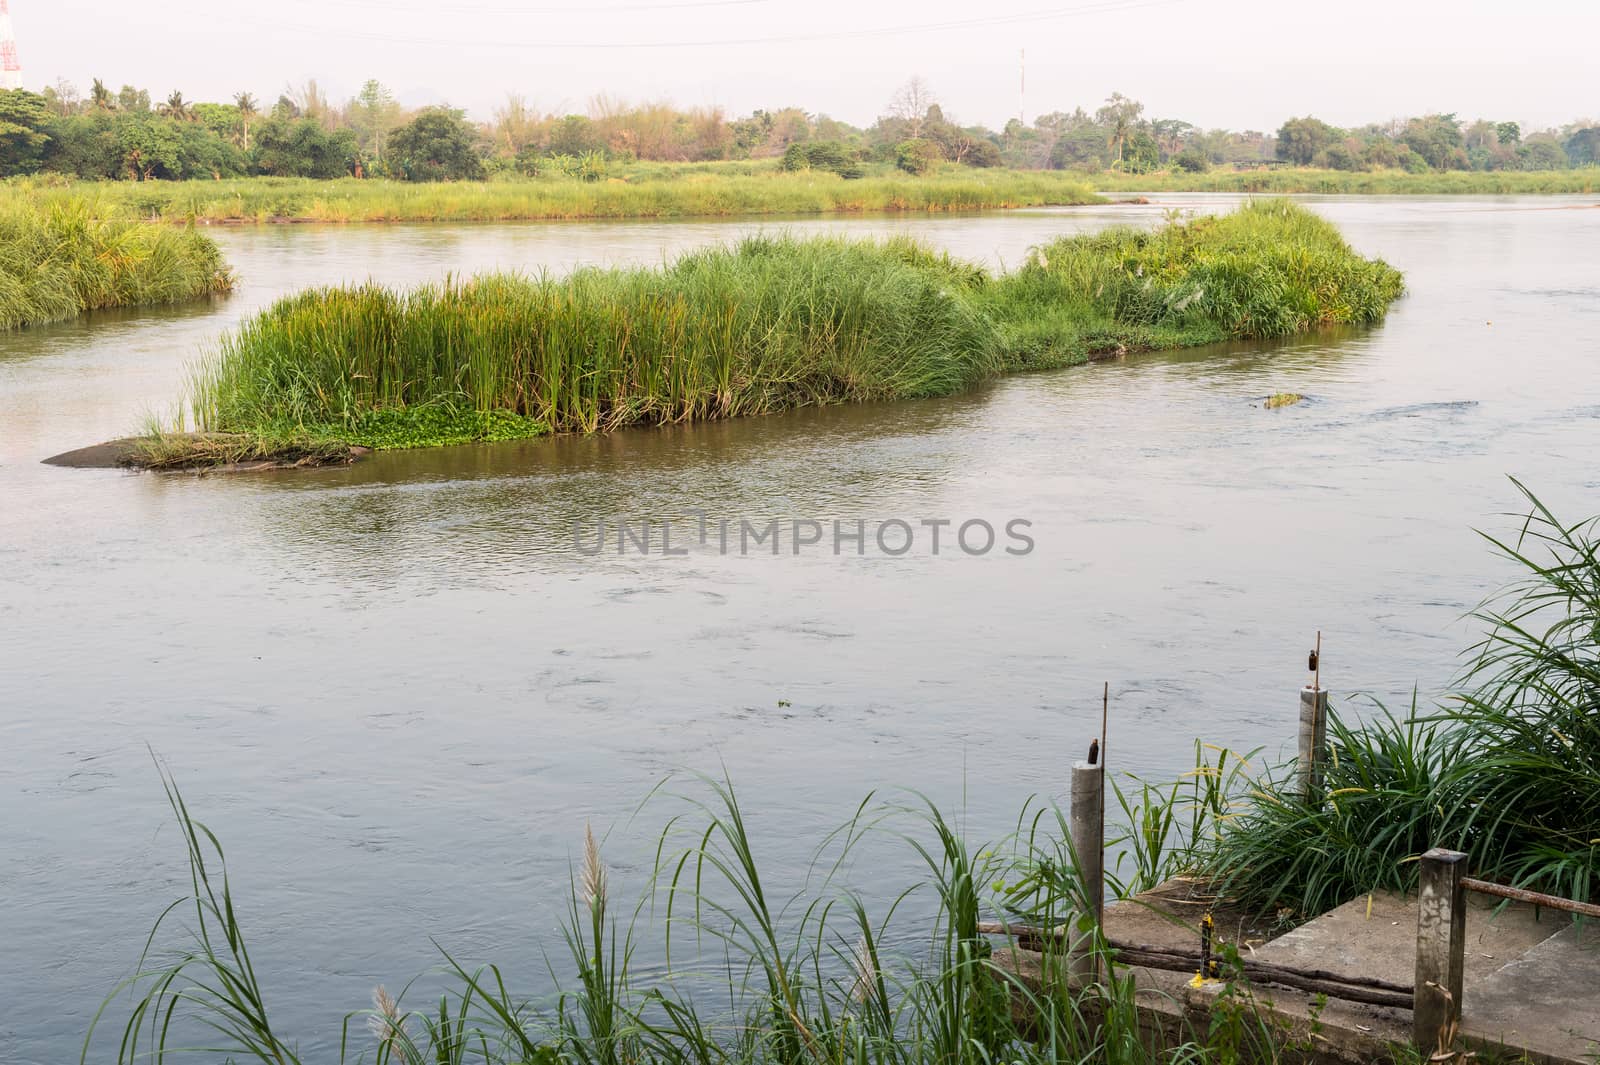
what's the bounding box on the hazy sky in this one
[13,0,1598,131]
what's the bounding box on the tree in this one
[1564,126,1600,167]
[1172,148,1210,173]
[1150,118,1195,160]
[1495,121,1521,146]
[1095,93,1144,164]
[250,115,356,177]
[894,137,940,175]
[158,91,192,122]
[388,107,485,181]
[349,79,402,172]
[1275,116,1339,165]
[0,89,52,175]
[1048,124,1110,171]
[1400,113,1465,170]
[492,92,538,156]
[42,110,123,178]
[1119,129,1160,173]
[234,93,258,150]
[886,77,938,139]
[90,79,115,111]
[117,86,151,113]
[42,79,82,117]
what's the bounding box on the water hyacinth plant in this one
[163,202,1403,459]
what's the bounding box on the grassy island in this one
[0,200,233,330]
[137,202,1402,466]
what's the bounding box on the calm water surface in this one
[2,196,1598,1063]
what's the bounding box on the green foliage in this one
[1565,126,1600,167]
[1047,124,1112,171]
[250,116,356,178]
[0,196,233,329]
[1275,116,1339,165]
[0,89,53,174]
[979,200,1405,369]
[1172,148,1210,173]
[168,203,1401,460]
[1118,129,1160,173]
[780,139,863,179]
[389,107,486,182]
[1090,167,1599,194]
[894,137,941,175]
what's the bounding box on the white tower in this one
[0,0,21,91]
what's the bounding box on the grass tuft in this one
[0,198,233,329]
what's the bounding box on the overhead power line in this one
[252,0,1178,51]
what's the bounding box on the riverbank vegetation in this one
[1092,168,1600,195]
[7,169,1102,224]
[5,77,1595,190]
[143,202,1401,461]
[89,488,1594,1064]
[0,198,232,330]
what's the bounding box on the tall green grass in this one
[172,202,1402,454]
[1090,168,1600,195]
[93,768,1316,1065]
[1191,483,1600,918]
[981,200,1405,367]
[0,199,233,329]
[7,168,1101,224]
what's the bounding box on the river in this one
[2,195,1597,1063]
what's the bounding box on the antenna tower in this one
[0,0,20,91]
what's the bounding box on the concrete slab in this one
[1248,890,1565,991]
[1462,922,1600,1065]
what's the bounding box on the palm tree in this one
[234,92,258,150]
[158,90,192,121]
[90,78,115,111]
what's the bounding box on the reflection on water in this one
[2,195,1599,1064]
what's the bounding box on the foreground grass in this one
[93,766,1373,1065]
[156,202,1402,459]
[7,168,1102,224]
[0,199,233,330]
[1091,167,1600,195]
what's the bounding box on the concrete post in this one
[1068,759,1104,988]
[1297,686,1329,800]
[1414,848,1468,1052]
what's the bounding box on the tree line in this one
[1,74,1595,182]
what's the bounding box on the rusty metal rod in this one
[1462,878,1600,919]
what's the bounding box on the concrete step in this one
[986,880,1599,1064]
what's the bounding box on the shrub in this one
[895,138,941,175]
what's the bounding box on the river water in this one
[2,195,1597,1063]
